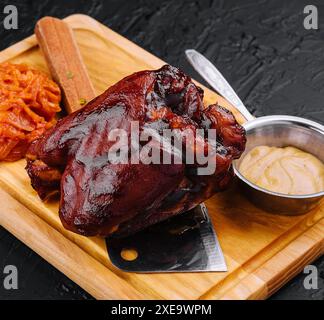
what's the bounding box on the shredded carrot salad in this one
[0,62,61,161]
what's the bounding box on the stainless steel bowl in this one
[186,49,324,215]
[233,115,324,215]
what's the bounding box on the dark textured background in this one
[0,0,323,300]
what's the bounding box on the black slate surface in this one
[0,0,323,300]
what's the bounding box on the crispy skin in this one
[26,65,246,237]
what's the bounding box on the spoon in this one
[186,49,324,215]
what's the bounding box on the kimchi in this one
[0,62,61,161]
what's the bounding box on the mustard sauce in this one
[239,146,324,195]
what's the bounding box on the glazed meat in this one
[26,65,246,237]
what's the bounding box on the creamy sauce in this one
[239,146,324,195]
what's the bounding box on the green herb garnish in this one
[79,98,87,106]
[66,71,74,79]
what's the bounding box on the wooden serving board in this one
[0,14,323,300]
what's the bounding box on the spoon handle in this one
[185,49,254,121]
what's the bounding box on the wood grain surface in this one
[35,17,96,113]
[0,14,322,300]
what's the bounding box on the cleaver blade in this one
[106,203,227,273]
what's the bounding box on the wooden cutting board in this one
[0,14,323,300]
